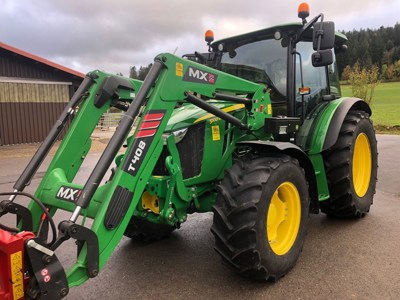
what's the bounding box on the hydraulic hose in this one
[0,192,57,245]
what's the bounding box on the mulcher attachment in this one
[0,230,35,300]
[0,227,71,300]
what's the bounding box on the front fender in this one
[298,97,371,154]
[237,141,319,213]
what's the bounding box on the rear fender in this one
[237,141,319,213]
[298,97,371,154]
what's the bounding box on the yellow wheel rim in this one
[352,133,372,197]
[266,182,301,256]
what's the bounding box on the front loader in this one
[0,3,377,299]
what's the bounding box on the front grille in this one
[177,123,205,179]
[152,123,205,179]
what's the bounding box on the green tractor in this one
[0,3,377,299]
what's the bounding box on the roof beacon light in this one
[298,2,310,23]
[205,30,214,51]
[205,30,214,43]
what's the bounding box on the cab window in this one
[220,39,287,100]
[295,41,329,116]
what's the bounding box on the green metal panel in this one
[297,97,357,201]
[308,154,330,201]
[166,101,245,131]
[297,98,345,154]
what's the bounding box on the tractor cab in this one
[188,6,347,121]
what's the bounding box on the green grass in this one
[341,81,400,127]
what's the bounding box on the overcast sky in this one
[1,0,399,76]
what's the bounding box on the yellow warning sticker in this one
[267,104,272,115]
[10,251,24,300]
[176,62,183,77]
[212,125,220,141]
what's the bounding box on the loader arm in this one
[0,53,268,298]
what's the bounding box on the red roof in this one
[0,41,85,78]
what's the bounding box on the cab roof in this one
[211,22,347,51]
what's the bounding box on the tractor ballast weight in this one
[0,4,377,299]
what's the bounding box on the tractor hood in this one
[165,100,244,132]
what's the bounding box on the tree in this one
[381,64,388,80]
[129,64,153,80]
[138,63,153,80]
[348,63,380,105]
[341,65,352,81]
[394,60,400,78]
[370,34,384,67]
[386,64,396,80]
[129,66,138,79]
[337,24,400,80]
[393,47,400,62]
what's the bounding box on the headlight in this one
[162,128,188,144]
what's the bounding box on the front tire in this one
[321,110,378,218]
[211,155,309,281]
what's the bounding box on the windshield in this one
[220,39,287,96]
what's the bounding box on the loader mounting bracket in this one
[94,76,134,108]
[51,221,99,278]
[0,200,33,232]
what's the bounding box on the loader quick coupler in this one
[24,237,69,299]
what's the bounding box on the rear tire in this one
[211,155,309,281]
[321,110,378,218]
[124,216,176,242]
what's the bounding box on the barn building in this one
[0,42,84,145]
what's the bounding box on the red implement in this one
[0,229,35,300]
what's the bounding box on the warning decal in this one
[176,62,183,77]
[267,104,272,115]
[10,251,24,299]
[212,125,220,141]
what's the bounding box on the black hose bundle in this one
[0,192,57,245]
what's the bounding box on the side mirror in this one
[312,49,333,67]
[313,21,335,50]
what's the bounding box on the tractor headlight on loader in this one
[162,128,188,144]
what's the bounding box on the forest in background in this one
[337,23,400,81]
